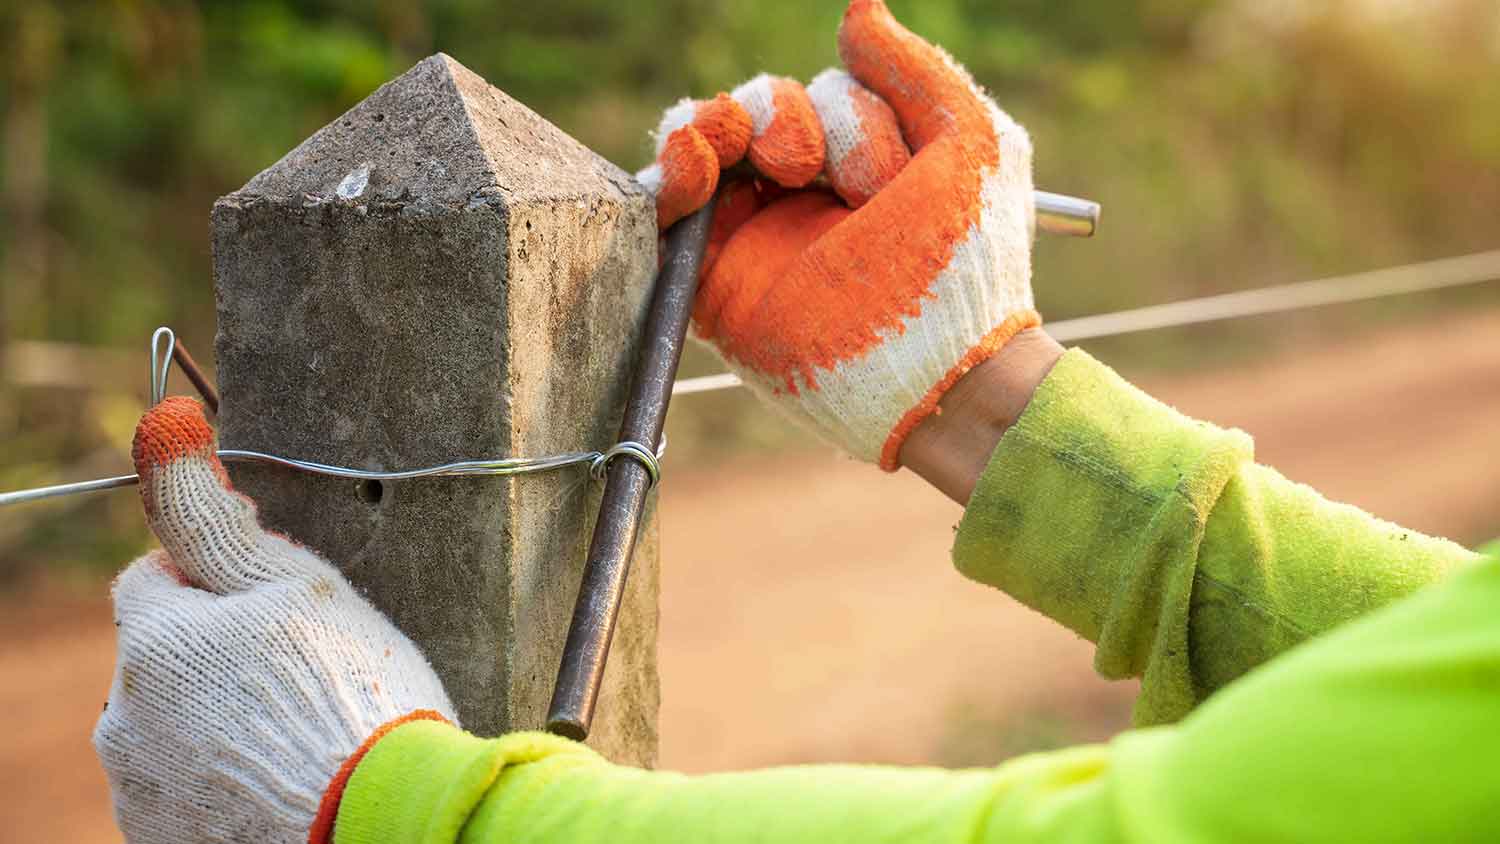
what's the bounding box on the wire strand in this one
[0,443,669,507]
[672,249,1500,396]
[4,249,1497,505]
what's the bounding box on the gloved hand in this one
[93,397,456,844]
[637,0,1037,470]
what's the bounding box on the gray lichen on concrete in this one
[212,54,659,765]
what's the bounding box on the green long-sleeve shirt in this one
[334,349,1492,844]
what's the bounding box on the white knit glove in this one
[637,0,1036,470]
[93,397,456,844]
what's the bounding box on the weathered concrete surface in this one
[211,54,659,765]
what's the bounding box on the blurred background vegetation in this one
[2,0,1498,584]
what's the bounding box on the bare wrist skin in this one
[899,329,1065,505]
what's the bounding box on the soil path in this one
[4,310,1497,842]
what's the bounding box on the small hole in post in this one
[356,479,384,505]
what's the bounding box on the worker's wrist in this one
[900,328,1064,504]
[309,710,451,844]
[329,719,499,844]
[331,725,593,844]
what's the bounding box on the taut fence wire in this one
[2,249,1498,506]
[672,250,1500,396]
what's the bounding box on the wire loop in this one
[590,441,663,488]
[149,327,175,407]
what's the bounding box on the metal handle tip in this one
[1036,191,1100,238]
[546,717,589,742]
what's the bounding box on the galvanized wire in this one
[672,249,1500,396]
[4,248,1497,505]
[0,325,666,507]
[0,443,669,507]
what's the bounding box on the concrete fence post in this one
[210,54,660,765]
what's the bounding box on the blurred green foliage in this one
[2,0,1498,581]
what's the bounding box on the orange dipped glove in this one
[637,0,1038,470]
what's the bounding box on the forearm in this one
[1186,459,1474,692]
[335,720,1125,844]
[337,544,1500,844]
[939,342,1478,723]
[471,746,1117,844]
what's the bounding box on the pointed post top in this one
[234,53,643,210]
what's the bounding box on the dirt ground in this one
[3,309,1497,842]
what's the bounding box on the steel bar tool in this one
[545,187,1098,739]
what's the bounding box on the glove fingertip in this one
[133,397,215,470]
[695,93,753,167]
[751,80,826,188]
[654,126,720,230]
[731,75,825,189]
[132,397,230,515]
[838,0,990,151]
[807,69,911,208]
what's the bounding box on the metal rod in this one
[546,201,717,740]
[721,154,1095,237]
[1035,191,1100,238]
[172,338,220,413]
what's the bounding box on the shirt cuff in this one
[953,348,1252,718]
[334,723,595,844]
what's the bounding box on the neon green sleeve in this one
[953,348,1478,724]
[332,346,1495,843]
[337,552,1500,842]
